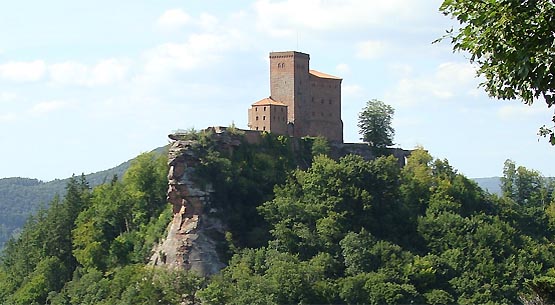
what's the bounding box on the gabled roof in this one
[309,69,342,80]
[252,97,287,106]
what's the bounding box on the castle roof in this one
[309,69,342,80]
[252,97,287,106]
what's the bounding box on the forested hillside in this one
[1,132,555,304]
[0,146,167,249]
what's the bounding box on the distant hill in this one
[472,177,502,195]
[0,146,168,249]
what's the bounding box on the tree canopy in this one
[2,132,555,304]
[358,99,395,148]
[439,0,555,143]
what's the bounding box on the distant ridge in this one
[0,145,168,249]
[472,177,502,195]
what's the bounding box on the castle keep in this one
[248,51,343,142]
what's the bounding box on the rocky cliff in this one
[150,128,241,276]
[150,127,412,276]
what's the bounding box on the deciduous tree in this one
[439,0,555,143]
[357,99,395,148]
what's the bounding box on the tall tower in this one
[248,51,343,142]
[269,51,310,137]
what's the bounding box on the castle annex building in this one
[248,51,343,142]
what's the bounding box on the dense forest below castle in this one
[1,132,555,305]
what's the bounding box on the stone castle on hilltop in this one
[248,51,344,142]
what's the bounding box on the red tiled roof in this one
[309,69,342,80]
[252,97,287,106]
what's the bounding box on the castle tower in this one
[269,51,310,136]
[248,51,343,142]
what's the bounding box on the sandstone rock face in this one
[150,135,227,276]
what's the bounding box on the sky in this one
[0,0,553,181]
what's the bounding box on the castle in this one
[248,51,344,142]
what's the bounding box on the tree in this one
[439,0,555,144]
[358,99,395,148]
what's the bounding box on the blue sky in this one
[1,0,553,181]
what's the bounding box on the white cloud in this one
[49,59,129,86]
[336,63,350,75]
[497,104,545,121]
[138,31,242,83]
[198,13,219,30]
[157,9,191,30]
[0,92,17,103]
[356,40,389,59]
[49,61,89,84]
[88,59,129,86]
[30,100,69,116]
[0,60,46,82]
[343,84,364,97]
[386,61,481,107]
[253,0,421,37]
[0,113,17,123]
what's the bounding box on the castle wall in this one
[269,51,310,127]
[248,103,288,135]
[252,51,344,142]
[306,75,343,142]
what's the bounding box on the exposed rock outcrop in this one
[150,134,228,276]
[150,126,412,276]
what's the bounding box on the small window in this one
[311,97,314,102]
[256,116,259,121]
[256,127,259,130]
[263,116,266,120]
[263,126,266,131]
[263,107,266,111]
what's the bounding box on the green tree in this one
[439,0,555,143]
[357,99,395,148]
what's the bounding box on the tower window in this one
[263,107,266,111]
[256,116,259,121]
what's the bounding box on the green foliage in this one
[200,147,555,304]
[310,136,331,157]
[3,134,555,304]
[0,152,170,305]
[439,0,555,143]
[0,145,167,250]
[194,132,304,249]
[357,99,395,148]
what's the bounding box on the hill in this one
[0,146,167,249]
[1,130,554,305]
[472,177,502,195]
